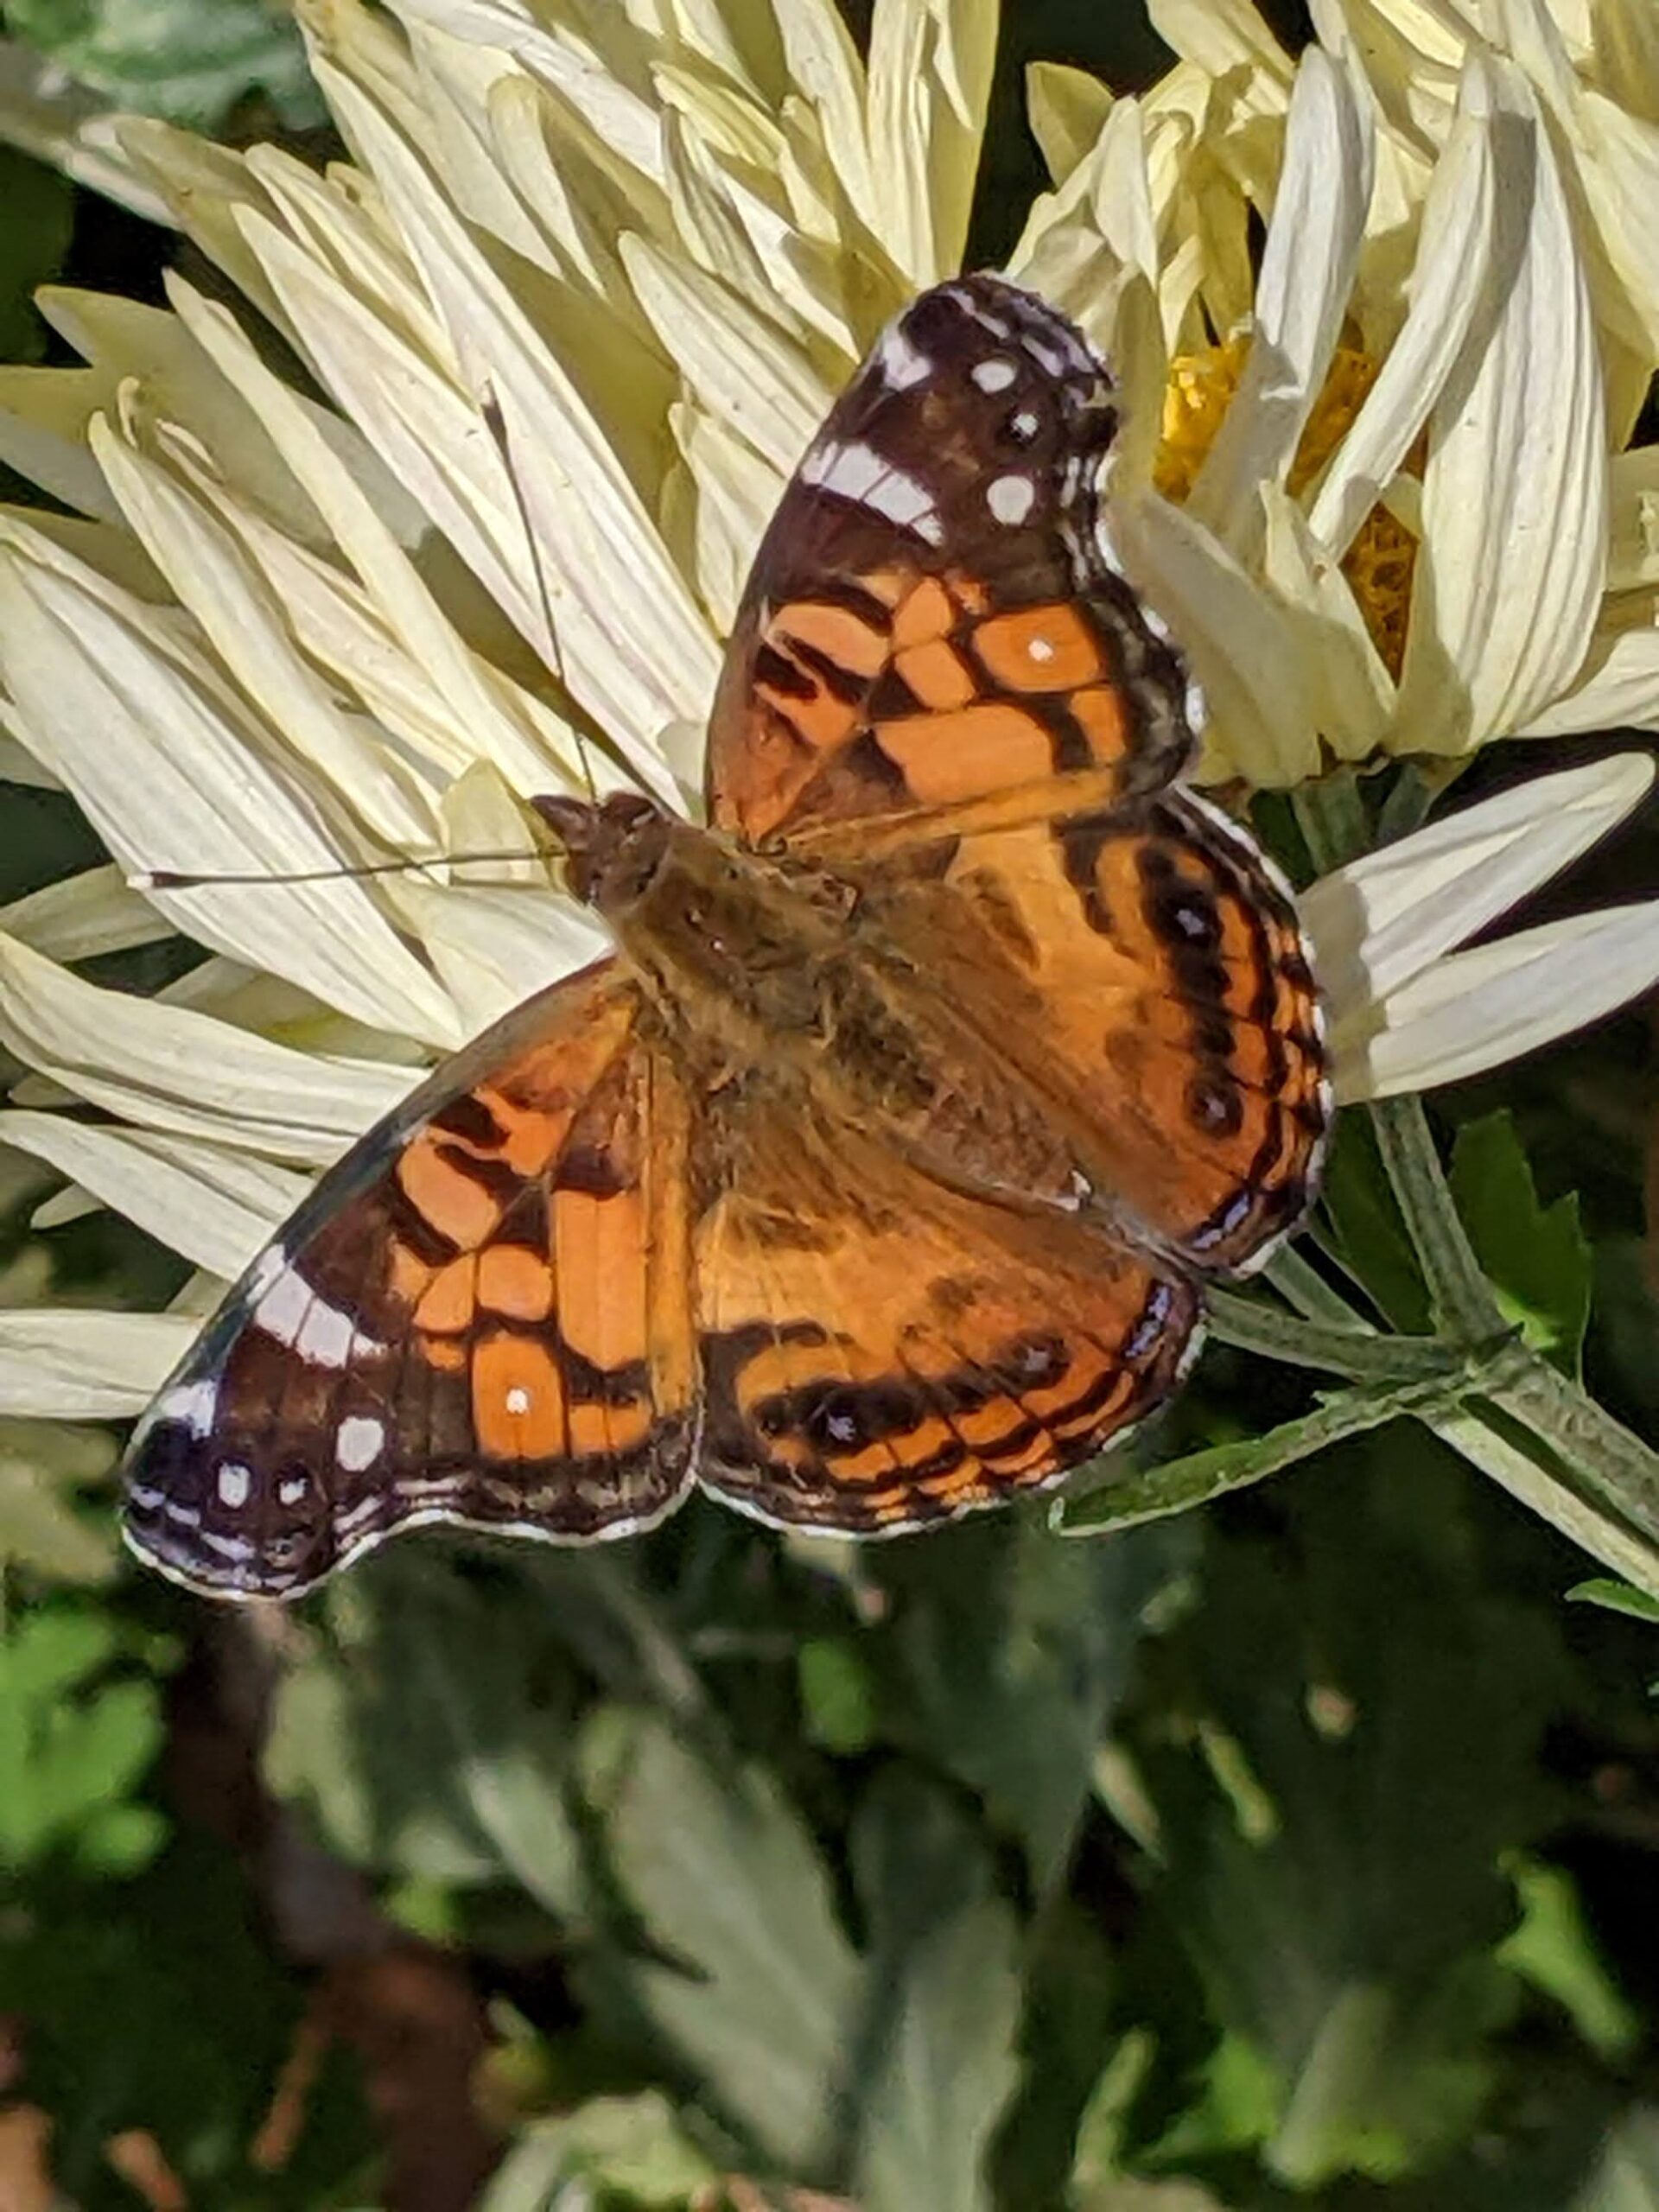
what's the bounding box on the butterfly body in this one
[123,275,1328,1600]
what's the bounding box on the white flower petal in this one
[398,881,607,1033]
[91,417,442,852]
[1187,46,1373,556]
[623,234,833,478]
[0,866,173,964]
[1342,899,1659,1100]
[1026,61,1115,182]
[1306,50,1501,560]
[1302,753,1655,1042]
[168,278,582,799]
[1110,488,1322,784]
[0,1309,197,1420]
[1259,484,1395,760]
[0,521,463,1050]
[866,0,999,288]
[0,933,413,1165]
[1395,55,1607,753]
[1515,615,1659,738]
[314,56,721,766]
[0,1110,308,1279]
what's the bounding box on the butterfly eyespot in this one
[1007,409,1042,443]
[1185,1076,1243,1137]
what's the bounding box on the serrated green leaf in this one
[849,1774,1021,2212]
[1450,1112,1592,1372]
[5,0,323,129]
[879,1518,1187,1885]
[601,1710,861,2177]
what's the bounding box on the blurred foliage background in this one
[4,2,1659,2209]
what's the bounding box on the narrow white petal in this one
[623,236,834,478]
[1395,55,1607,753]
[1109,490,1323,785]
[0,1111,308,1280]
[1515,618,1659,738]
[1342,901,1659,1101]
[0,1309,199,1419]
[1027,61,1115,182]
[0,524,463,1050]
[398,882,608,1033]
[0,933,413,1165]
[0,865,173,963]
[866,0,1000,288]
[1260,484,1395,762]
[1303,753,1656,1042]
[168,278,583,799]
[90,419,442,852]
[1187,46,1373,556]
[1307,52,1501,560]
[774,0,874,220]
[314,58,721,764]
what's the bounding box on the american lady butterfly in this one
[124,276,1328,1599]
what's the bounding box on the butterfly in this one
[123,274,1328,1601]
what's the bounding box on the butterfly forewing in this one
[124,962,698,1599]
[707,275,1195,844]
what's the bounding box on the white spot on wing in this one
[878,322,932,389]
[988,474,1036,524]
[156,1377,218,1439]
[279,1473,310,1505]
[334,1416,384,1474]
[216,1462,251,1510]
[800,438,943,543]
[1008,409,1040,442]
[972,357,1017,393]
[1029,635,1056,663]
[252,1258,379,1369]
[505,1385,531,1415]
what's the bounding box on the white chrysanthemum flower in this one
[1012,8,1659,785]
[0,0,1655,1425]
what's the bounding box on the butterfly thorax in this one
[535,790,1090,1212]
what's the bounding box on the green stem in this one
[1366,1094,1503,1342]
[1205,1287,1461,1382]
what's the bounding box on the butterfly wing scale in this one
[124,960,698,1599]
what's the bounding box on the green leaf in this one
[478,2094,716,2209]
[878,1517,1187,1886]
[1451,1112,1592,1372]
[0,1602,166,1872]
[849,1774,1022,2212]
[600,1709,861,2177]
[798,1635,877,1756]
[265,1562,584,1910]
[1497,1857,1641,2063]
[1566,1579,1659,1625]
[1128,1438,1570,2186]
[4,0,324,129]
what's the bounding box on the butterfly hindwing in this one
[836,789,1328,1274]
[693,1103,1199,1532]
[707,275,1193,843]
[124,961,698,1599]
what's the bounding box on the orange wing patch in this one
[693,1112,1198,1533]
[855,792,1326,1273]
[124,961,699,1599]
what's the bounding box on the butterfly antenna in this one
[131,849,551,892]
[482,388,621,810]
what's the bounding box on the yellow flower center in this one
[1154,339,1418,681]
